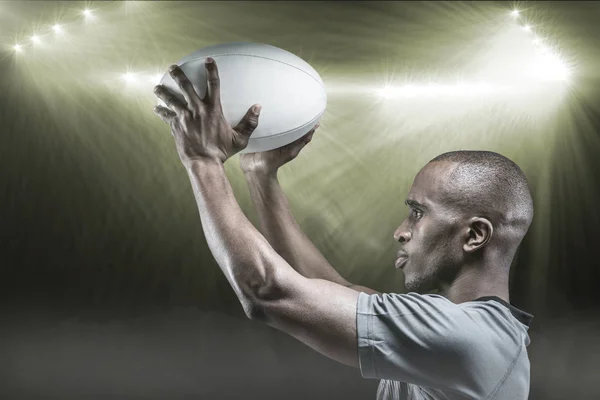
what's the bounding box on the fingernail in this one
[169,65,178,72]
[252,104,262,114]
[206,57,214,64]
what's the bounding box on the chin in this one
[403,276,422,293]
[404,273,434,294]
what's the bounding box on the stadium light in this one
[375,83,502,99]
[121,72,138,84]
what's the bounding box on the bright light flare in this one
[511,10,520,18]
[13,44,22,53]
[82,8,96,20]
[377,85,395,99]
[523,25,532,32]
[150,74,163,85]
[52,24,62,33]
[116,71,166,89]
[31,35,41,44]
[530,48,572,82]
[375,82,502,99]
[121,72,138,84]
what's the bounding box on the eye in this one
[412,208,424,219]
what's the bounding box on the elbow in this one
[236,258,287,321]
[242,281,284,322]
[243,300,268,321]
[236,282,268,321]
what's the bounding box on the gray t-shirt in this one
[356,292,534,400]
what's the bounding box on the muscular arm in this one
[244,169,379,295]
[156,60,368,369]
[186,158,362,367]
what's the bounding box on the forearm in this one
[244,170,351,286]
[185,158,284,315]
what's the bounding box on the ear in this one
[463,217,493,253]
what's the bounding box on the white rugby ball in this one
[158,42,327,154]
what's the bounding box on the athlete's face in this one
[393,162,466,293]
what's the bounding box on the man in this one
[153,59,534,400]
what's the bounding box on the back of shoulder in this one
[362,291,528,341]
[430,295,532,398]
[460,299,531,348]
[357,292,531,398]
[359,292,527,362]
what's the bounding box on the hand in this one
[239,123,320,175]
[153,58,261,165]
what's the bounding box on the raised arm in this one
[152,60,370,369]
[241,134,379,295]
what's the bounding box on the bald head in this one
[393,150,533,294]
[427,150,534,248]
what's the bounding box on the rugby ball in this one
[158,42,327,154]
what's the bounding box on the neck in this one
[437,263,510,304]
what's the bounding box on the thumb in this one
[234,104,261,139]
[303,123,320,143]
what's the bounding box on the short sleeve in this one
[356,292,520,395]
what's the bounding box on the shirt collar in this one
[474,296,534,327]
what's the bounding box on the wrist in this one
[184,157,225,177]
[243,168,278,179]
[185,156,223,169]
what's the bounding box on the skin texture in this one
[239,124,318,175]
[154,60,362,368]
[152,59,518,369]
[394,162,510,304]
[240,127,380,295]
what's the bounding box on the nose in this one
[393,225,411,243]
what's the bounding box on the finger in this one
[153,85,188,115]
[153,105,177,125]
[284,124,318,149]
[204,58,221,109]
[303,123,320,143]
[305,124,321,143]
[168,65,202,110]
[234,104,262,139]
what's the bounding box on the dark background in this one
[1,1,599,399]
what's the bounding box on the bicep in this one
[254,269,360,368]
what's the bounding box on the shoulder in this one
[357,291,456,315]
[356,292,528,394]
[460,298,531,347]
[358,292,526,350]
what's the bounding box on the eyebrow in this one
[405,199,427,210]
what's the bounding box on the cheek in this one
[413,222,434,248]
[413,221,454,256]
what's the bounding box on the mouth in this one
[395,256,408,269]
[397,250,407,259]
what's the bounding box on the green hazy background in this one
[1,2,599,399]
